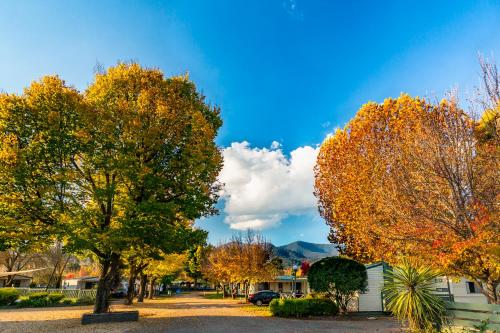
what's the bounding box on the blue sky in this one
[1,1,499,245]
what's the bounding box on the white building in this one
[62,276,99,290]
[250,275,309,294]
[358,262,387,312]
[357,262,490,312]
[0,274,32,288]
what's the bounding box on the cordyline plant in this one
[383,261,445,332]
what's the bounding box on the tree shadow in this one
[0,314,401,333]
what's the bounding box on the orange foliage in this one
[315,94,499,303]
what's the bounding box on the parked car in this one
[248,290,280,306]
[110,288,127,298]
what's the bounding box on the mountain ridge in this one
[272,240,338,264]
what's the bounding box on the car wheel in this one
[256,300,263,306]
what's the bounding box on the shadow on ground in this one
[0,314,401,333]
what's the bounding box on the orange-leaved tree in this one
[315,94,499,303]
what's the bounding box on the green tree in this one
[307,257,367,314]
[186,245,205,286]
[0,63,223,313]
[383,261,445,332]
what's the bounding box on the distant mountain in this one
[272,241,338,264]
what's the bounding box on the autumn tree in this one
[144,252,187,299]
[124,226,206,304]
[186,244,208,286]
[204,232,276,299]
[0,63,223,312]
[315,94,499,303]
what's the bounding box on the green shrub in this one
[28,291,49,300]
[0,288,20,306]
[17,297,50,307]
[47,293,65,303]
[269,298,338,318]
[308,257,367,314]
[61,298,77,305]
[76,295,95,305]
[16,298,31,307]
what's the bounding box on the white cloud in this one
[219,141,319,230]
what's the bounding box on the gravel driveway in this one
[0,292,401,333]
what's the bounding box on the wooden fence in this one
[445,301,500,332]
[14,288,97,300]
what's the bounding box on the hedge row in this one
[0,288,20,306]
[269,298,338,317]
[0,289,93,307]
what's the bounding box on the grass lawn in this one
[202,292,224,299]
[202,292,246,301]
[240,304,272,317]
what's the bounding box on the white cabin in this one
[62,276,99,290]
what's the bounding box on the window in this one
[434,278,443,283]
[278,282,283,291]
[295,282,302,292]
[466,281,479,294]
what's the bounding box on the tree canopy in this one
[315,94,499,303]
[307,257,367,313]
[0,63,223,312]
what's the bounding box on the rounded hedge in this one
[269,298,338,317]
[0,288,20,306]
[307,257,367,294]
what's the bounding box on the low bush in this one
[76,295,95,305]
[17,291,67,307]
[47,293,65,303]
[15,291,94,308]
[61,298,77,305]
[28,292,49,300]
[0,288,20,306]
[269,298,338,318]
[18,297,50,307]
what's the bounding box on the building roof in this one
[0,274,32,280]
[365,262,386,270]
[63,276,99,282]
[0,268,49,277]
[272,275,308,282]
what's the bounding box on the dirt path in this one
[0,292,401,333]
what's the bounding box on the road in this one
[0,292,401,333]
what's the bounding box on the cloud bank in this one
[219,141,319,230]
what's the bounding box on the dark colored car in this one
[248,290,280,306]
[110,288,127,298]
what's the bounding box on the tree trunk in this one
[125,263,137,305]
[6,275,15,287]
[482,280,499,304]
[148,277,157,299]
[244,281,249,302]
[55,256,71,289]
[94,253,120,314]
[137,274,147,302]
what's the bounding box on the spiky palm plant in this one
[383,261,446,332]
